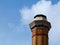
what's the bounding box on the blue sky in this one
[0,0,60,45]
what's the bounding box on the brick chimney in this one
[29,14,51,45]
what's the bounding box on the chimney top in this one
[34,14,47,21]
[34,14,46,19]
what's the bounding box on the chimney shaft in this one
[29,14,51,45]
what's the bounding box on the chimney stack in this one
[29,14,51,45]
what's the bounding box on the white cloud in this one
[20,0,60,45]
[20,0,51,24]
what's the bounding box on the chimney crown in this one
[29,14,51,30]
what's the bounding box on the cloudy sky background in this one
[0,0,60,45]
